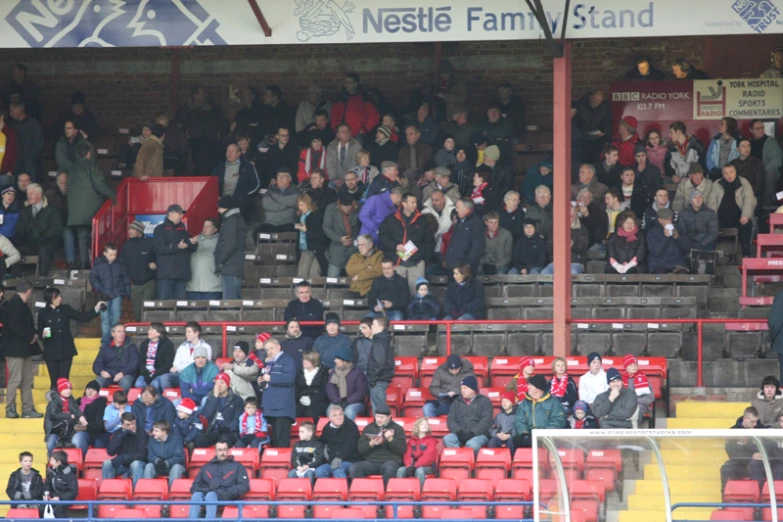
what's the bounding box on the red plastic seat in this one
[584,449,621,492]
[58,448,84,472]
[277,478,312,519]
[260,447,293,486]
[570,480,604,522]
[99,386,120,403]
[216,357,232,368]
[162,387,181,402]
[83,448,110,480]
[402,388,434,418]
[96,478,133,518]
[70,478,98,511]
[391,357,419,390]
[710,509,751,520]
[421,478,456,519]
[463,356,488,385]
[394,417,417,436]
[556,448,585,472]
[439,508,479,519]
[127,387,143,404]
[761,507,783,521]
[457,478,493,518]
[112,508,147,518]
[384,478,420,519]
[349,477,385,519]
[316,417,330,436]
[419,357,446,389]
[168,479,194,500]
[188,447,216,476]
[724,480,760,503]
[494,478,530,519]
[488,357,521,388]
[330,508,367,519]
[133,477,168,518]
[290,417,311,444]
[426,416,449,439]
[480,387,505,416]
[438,447,475,482]
[312,478,348,518]
[475,447,511,486]
[512,448,548,479]
[386,387,402,417]
[222,505,270,519]
[247,478,275,500]
[5,508,40,518]
[761,481,783,502]
[354,417,373,431]
[228,447,260,476]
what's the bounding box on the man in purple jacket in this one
[92,324,139,393]
[358,186,403,240]
[326,345,368,420]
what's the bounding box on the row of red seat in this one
[719,480,783,521]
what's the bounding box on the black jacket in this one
[201,390,245,433]
[214,208,247,278]
[44,464,78,501]
[15,201,63,249]
[302,210,329,254]
[595,161,624,189]
[119,237,156,286]
[512,234,547,271]
[378,209,434,266]
[89,255,131,299]
[499,207,525,242]
[444,277,486,319]
[624,66,665,81]
[82,395,108,443]
[318,417,361,462]
[190,456,249,500]
[107,429,149,468]
[606,232,647,268]
[725,416,771,463]
[445,212,485,269]
[572,93,612,139]
[6,467,44,502]
[308,187,338,213]
[213,159,260,221]
[284,299,324,340]
[265,143,300,186]
[2,294,37,358]
[367,274,409,313]
[369,141,399,170]
[367,331,395,387]
[137,337,176,385]
[619,184,650,219]
[291,439,325,469]
[357,420,406,465]
[295,365,330,417]
[153,218,198,280]
[43,395,81,439]
[281,336,314,373]
[38,304,98,361]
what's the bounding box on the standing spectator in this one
[323,194,359,278]
[196,373,244,447]
[131,386,177,435]
[407,277,440,320]
[258,168,298,233]
[4,281,41,418]
[350,407,406,486]
[179,346,219,407]
[641,188,675,232]
[67,142,114,269]
[444,264,486,320]
[55,119,94,174]
[89,243,130,345]
[720,407,770,489]
[135,323,175,391]
[46,172,68,226]
[236,131,263,167]
[443,107,474,151]
[53,92,99,139]
[295,350,330,423]
[352,318,374,373]
[397,418,438,486]
[340,171,365,204]
[2,64,42,121]
[479,211,512,275]
[359,186,403,240]
[406,101,440,148]
[294,193,329,278]
[134,124,165,180]
[622,355,656,422]
[155,113,189,175]
[13,183,62,276]
[513,375,566,448]
[296,83,332,133]
[444,376,493,453]
[647,208,691,274]
[367,257,409,321]
[571,164,609,205]
[634,144,662,196]
[38,287,101,395]
[748,118,783,206]
[735,139,765,200]
[482,145,513,197]
[522,161,554,205]
[369,126,398,170]
[220,342,260,400]
[452,146,475,198]
[679,191,720,251]
[624,55,665,81]
[434,60,468,123]
[331,73,380,143]
[264,128,299,186]
[284,281,324,340]
[751,376,783,427]
[143,421,185,486]
[175,85,227,175]
[423,190,457,259]
[326,125,362,188]
[326,345,369,420]
[119,221,157,322]
[92,324,139,393]
[281,321,314,373]
[102,412,148,487]
[42,451,78,519]
[316,405,360,478]
[618,167,650,218]
[214,144,260,220]
[397,124,434,175]
[43,378,89,456]
[365,161,403,201]
[579,352,607,406]
[235,397,270,449]
[595,144,623,188]
[154,204,198,300]
[572,90,612,163]
[592,368,640,429]
[424,354,475,417]
[260,338,297,448]
[444,198,485,275]
[215,196,246,300]
[706,117,740,179]
[606,211,647,274]
[188,440,249,520]
[367,316,394,414]
[288,421,324,483]
[345,234,384,298]
[487,391,518,452]
[548,357,578,415]
[260,85,296,139]
[314,313,352,370]
[665,121,706,184]
[5,451,44,509]
[717,163,757,257]
[613,116,641,167]
[8,101,42,178]
[470,165,498,217]
[186,218,221,300]
[496,81,526,138]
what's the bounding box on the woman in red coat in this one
[397,417,439,486]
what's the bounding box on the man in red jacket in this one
[331,73,379,144]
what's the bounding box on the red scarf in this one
[616,225,639,242]
[61,395,69,413]
[516,375,529,402]
[573,418,585,429]
[248,353,265,369]
[471,183,488,204]
[240,411,267,438]
[549,374,569,398]
[622,371,650,391]
[304,147,327,176]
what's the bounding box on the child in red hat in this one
[507,356,535,402]
[621,354,654,420]
[487,390,518,452]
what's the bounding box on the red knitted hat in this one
[177,398,197,415]
[57,378,72,394]
[216,372,231,387]
[623,354,638,368]
[501,391,517,404]
[519,356,535,371]
[256,332,272,344]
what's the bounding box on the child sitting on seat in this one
[406,277,440,320]
[288,421,323,483]
[397,417,438,487]
[487,391,518,451]
[235,397,270,449]
[173,398,202,453]
[621,355,655,421]
[569,401,599,429]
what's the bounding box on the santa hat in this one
[177,398,197,415]
[623,354,638,368]
[519,356,535,372]
[256,332,272,344]
[57,378,72,394]
[216,372,231,387]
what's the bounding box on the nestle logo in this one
[732,0,780,33]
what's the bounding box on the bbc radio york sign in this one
[0,0,781,48]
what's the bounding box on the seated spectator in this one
[235,131,262,167]
[264,128,301,187]
[435,136,457,169]
[92,324,138,393]
[168,321,212,390]
[101,390,131,448]
[522,160,553,205]
[444,376,493,453]
[322,196,359,279]
[541,206,589,275]
[717,163,756,257]
[6,451,44,509]
[398,124,434,175]
[624,55,665,81]
[235,396,269,449]
[622,355,655,422]
[174,398,201,451]
[645,130,668,175]
[579,352,607,405]
[306,168,337,211]
[443,106,473,150]
[258,168,298,233]
[509,220,546,275]
[606,210,646,274]
[143,420,185,486]
[525,186,553,240]
[407,277,440,320]
[180,347,218,407]
[298,133,328,183]
[397,417,438,487]
[570,401,599,429]
[0,186,21,239]
[351,149,379,187]
[671,58,709,79]
[618,167,650,218]
[44,378,89,457]
[706,117,740,179]
[220,341,259,400]
[575,189,607,248]
[42,451,77,519]
[131,386,177,435]
[513,374,566,448]
[352,318,374,374]
[506,357,536,399]
[339,170,365,204]
[647,208,691,274]
[596,144,623,188]
[750,376,783,427]
[79,381,108,449]
[592,368,639,429]
[665,121,706,185]
[634,144,662,196]
[424,354,475,417]
[284,281,325,340]
[548,357,578,415]
[479,211,512,275]
[497,190,524,241]
[89,243,130,344]
[367,316,395,414]
[134,124,165,181]
[15,172,30,204]
[444,264,486,320]
[720,407,769,489]
[196,373,244,448]
[451,147,476,197]
[345,234,384,298]
[642,188,675,232]
[102,412,147,487]
[359,186,403,240]
[294,193,328,278]
[735,139,765,200]
[679,191,719,251]
[135,322,175,391]
[314,313,352,370]
[14,183,62,276]
[214,143,259,221]
[288,421,324,484]
[367,257,409,321]
[406,161,437,205]
[613,116,641,167]
[572,164,608,204]
[316,405,360,479]
[368,126,398,170]
[326,124,362,187]
[55,119,94,174]
[350,406,406,486]
[326,345,368,420]
[188,439,249,520]
[487,391,518,452]
[295,350,329,423]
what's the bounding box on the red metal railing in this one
[125,317,771,387]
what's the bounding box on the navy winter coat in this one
[190,456,249,500]
[283,299,324,340]
[444,277,486,319]
[92,339,139,378]
[407,294,440,320]
[646,222,692,273]
[367,274,409,313]
[147,432,186,468]
[512,234,547,271]
[313,333,352,370]
[89,256,131,299]
[107,429,149,468]
[201,390,245,433]
[153,218,197,280]
[130,395,177,430]
[262,352,297,420]
[445,212,485,270]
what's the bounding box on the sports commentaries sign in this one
[693,79,783,120]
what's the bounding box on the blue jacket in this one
[0,200,21,238]
[92,339,139,378]
[359,191,397,239]
[213,159,260,221]
[103,403,131,433]
[444,211,485,270]
[179,361,219,403]
[706,134,739,173]
[313,333,352,370]
[201,390,244,433]
[174,415,202,444]
[147,432,186,468]
[262,352,297,420]
[89,255,131,299]
[130,395,177,433]
[646,222,692,273]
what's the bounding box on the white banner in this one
[693,78,783,120]
[0,0,781,48]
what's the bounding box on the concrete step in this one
[627,494,720,511]
[676,401,749,418]
[616,508,717,522]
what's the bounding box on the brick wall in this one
[1,34,776,133]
